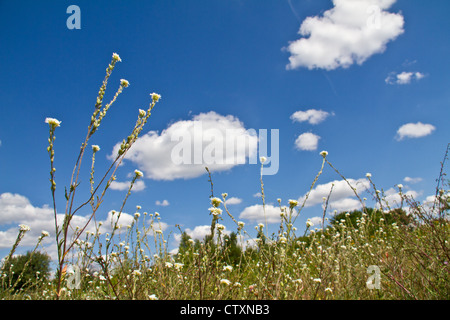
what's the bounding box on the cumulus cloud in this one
[0,193,153,256]
[285,0,404,70]
[109,180,146,192]
[156,199,170,206]
[239,204,282,224]
[295,132,320,151]
[385,71,425,84]
[298,178,370,208]
[109,111,258,181]
[291,109,332,125]
[396,122,436,140]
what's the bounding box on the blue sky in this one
[0,0,449,260]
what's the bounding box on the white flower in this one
[223,265,233,272]
[397,184,403,189]
[292,279,302,284]
[165,262,173,268]
[220,279,232,286]
[260,156,267,164]
[216,223,225,231]
[134,212,140,219]
[19,224,30,232]
[139,109,146,117]
[148,294,158,300]
[45,117,61,127]
[366,173,372,178]
[174,263,184,271]
[237,221,245,228]
[208,207,222,216]
[211,197,222,207]
[136,205,141,210]
[150,92,161,102]
[92,145,100,152]
[120,79,129,87]
[112,52,122,62]
[325,287,333,293]
[306,219,314,228]
[320,150,328,158]
[258,223,265,229]
[155,229,163,235]
[134,169,144,178]
[132,270,141,276]
[41,230,50,237]
[288,199,298,208]
[222,193,228,198]
[313,278,322,283]
[279,236,287,244]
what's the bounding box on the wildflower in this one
[216,223,225,231]
[325,287,333,293]
[292,279,302,284]
[258,223,264,229]
[134,169,144,178]
[397,184,403,189]
[132,270,141,276]
[306,219,314,228]
[313,278,321,283]
[320,150,328,158]
[150,92,161,102]
[366,173,372,178]
[237,221,245,228]
[45,117,61,128]
[165,262,173,268]
[120,79,130,88]
[223,265,233,272]
[288,199,298,208]
[92,145,100,152]
[279,236,287,244]
[260,156,267,164]
[134,212,140,219]
[233,282,242,287]
[155,229,163,235]
[112,52,122,62]
[41,230,50,237]
[174,263,184,271]
[208,207,222,216]
[19,224,30,232]
[220,279,232,286]
[211,197,222,207]
[139,109,146,117]
[222,193,228,198]
[148,294,158,300]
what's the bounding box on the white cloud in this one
[298,178,370,208]
[404,177,422,184]
[377,188,421,210]
[156,200,170,206]
[225,197,242,205]
[109,180,146,192]
[239,204,282,224]
[109,111,258,181]
[285,0,404,70]
[385,71,425,84]
[329,198,363,212]
[396,122,436,140]
[308,216,323,227]
[176,224,230,242]
[295,132,320,151]
[291,109,332,125]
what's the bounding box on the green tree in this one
[2,251,51,291]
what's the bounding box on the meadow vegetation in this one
[1,54,448,300]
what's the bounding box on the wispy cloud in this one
[285,0,404,70]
